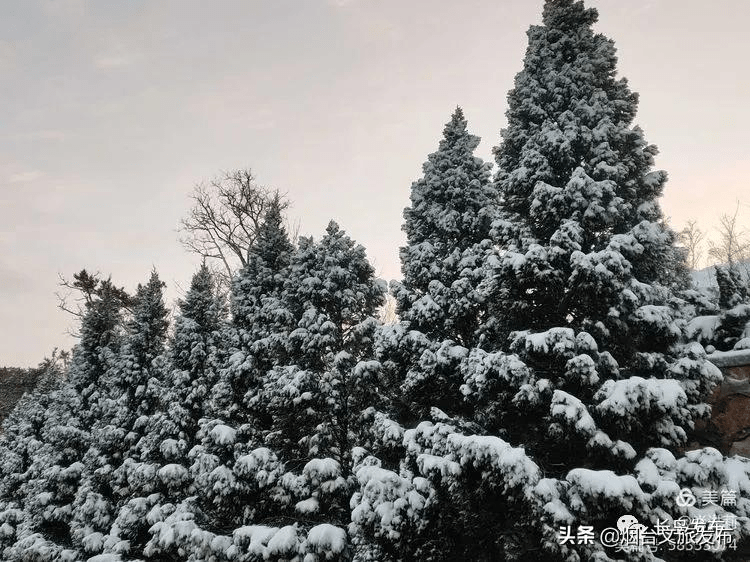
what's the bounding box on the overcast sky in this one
[2,0,749,367]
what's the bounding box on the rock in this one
[730,436,750,457]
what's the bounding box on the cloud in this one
[23,130,67,141]
[9,170,44,183]
[41,0,88,22]
[0,41,15,69]
[32,130,67,141]
[0,262,35,294]
[94,52,137,69]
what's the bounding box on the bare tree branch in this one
[679,219,706,270]
[378,293,399,325]
[55,270,102,319]
[56,270,132,339]
[708,202,750,267]
[179,168,290,294]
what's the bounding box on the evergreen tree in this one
[101,269,170,432]
[387,108,497,422]
[125,270,170,376]
[259,221,386,467]
[478,0,712,456]
[0,354,89,561]
[166,222,386,560]
[688,265,750,352]
[67,275,130,417]
[67,270,171,559]
[168,263,224,440]
[716,264,747,310]
[212,196,295,423]
[489,0,686,353]
[231,194,295,340]
[0,298,124,561]
[90,266,225,558]
[249,222,386,550]
[353,2,736,560]
[394,107,495,348]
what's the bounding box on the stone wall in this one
[690,350,750,456]
[0,367,40,426]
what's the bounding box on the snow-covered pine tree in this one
[475,0,717,461]
[0,354,90,561]
[394,107,495,348]
[151,222,386,560]
[146,203,296,555]
[489,0,687,348]
[716,265,746,310]
[259,221,386,468]
[212,196,295,424]
[244,222,386,556]
[168,263,224,441]
[67,270,171,559]
[1,276,129,561]
[687,265,750,352]
[90,266,225,558]
[231,194,295,341]
[354,2,741,560]
[388,108,497,422]
[67,275,130,420]
[468,0,738,557]
[101,269,170,437]
[124,270,170,376]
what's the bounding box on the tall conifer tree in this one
[389,108,497,421]
[395,107,495,348]
[211,196,295,423]
[463,0,723,464]
[353,3,739,560]
[169,264,224,437]
[489,0,685,353]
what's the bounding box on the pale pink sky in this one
[2,0,749,366]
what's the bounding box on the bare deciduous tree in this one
[708,203,750,267]
[179,169,291,292]
[679,219,706,270]
[378,293,399,325]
